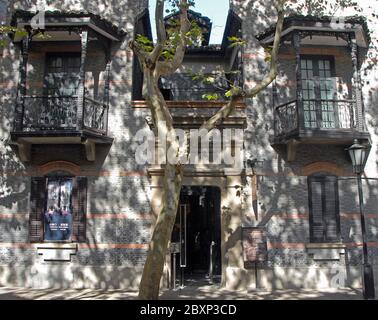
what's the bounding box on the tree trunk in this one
[138,162,183,299]
[138,73,184,299]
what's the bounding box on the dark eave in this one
[11,9,127,42]
[185,44,223,57]
[135,8,152,41]
[256,15,370,48]
[221,9,242,51]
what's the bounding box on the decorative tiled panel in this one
[75,249,147,267]
[0,248,36,264]
[115,220,151,244]
[0,219,29,243]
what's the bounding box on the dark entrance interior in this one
[171,186,221,286]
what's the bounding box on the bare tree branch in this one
[200,95,240,131]
[244,1,285,98]
[150,0,167,64]
[155,0,191,76]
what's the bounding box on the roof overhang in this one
[11,10,126,42]
[257,16,370,48]
[221,9,242,51]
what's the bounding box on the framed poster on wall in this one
[242,227,267,263]
[44,178,73,241]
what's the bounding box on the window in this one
[29,176,87,243]
[308,175,340,243]
[45,53,81,96]
[300,56,337,128]
[40,53,81,128]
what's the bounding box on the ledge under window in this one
[306,243,346,261]
[305,243,346,249]
[36,243,78,262]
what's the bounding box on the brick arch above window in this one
[37,161,81,176]
[301,161,345,177]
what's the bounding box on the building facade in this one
[0,0,377,291]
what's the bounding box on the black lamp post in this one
[347,139,375,299]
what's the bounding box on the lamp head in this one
[347,139,371,174]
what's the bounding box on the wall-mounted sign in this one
[44,210,72,241]
[170,242,180,254]
[242,227,267,263]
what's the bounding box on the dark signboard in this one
[44,210,72,241]
[170,242,180,254]
[242,227,267,263]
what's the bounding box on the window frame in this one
[300,55,336,79]
[29,175,87,243]
[308,174,341,243]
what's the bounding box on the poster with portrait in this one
[44,179,73,241]
[242,227,267,263]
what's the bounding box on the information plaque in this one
[242,227,267,263]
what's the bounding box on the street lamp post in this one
[347,139,375,299]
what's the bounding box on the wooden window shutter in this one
[29,177,46,242]
[308,175,340,243]
[72,177,87,242]
[324,177,340,242]
[309,179,324,242]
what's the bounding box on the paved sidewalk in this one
[0,285,370,300]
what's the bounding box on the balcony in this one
[256,16,371,161]
[273,98,370,160]
[9,10,126,162]
[20,95,108,134]
[10,94,112,162]
[274,98,365,138]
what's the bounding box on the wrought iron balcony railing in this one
[20,95,108,134]
[274,99,357,137]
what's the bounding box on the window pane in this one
[310,180,324,241]
[45,55,80,96]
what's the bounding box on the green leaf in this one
[225,90,232,98]
[202,93,219,101]
[264,46,273,53]
[0,26,17,34]
[0,39,9,47]
[135,34,154,53]
[228,36,246,48]
[35,32,52,40]
[204,76,215,84]
[15,29,28,38]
